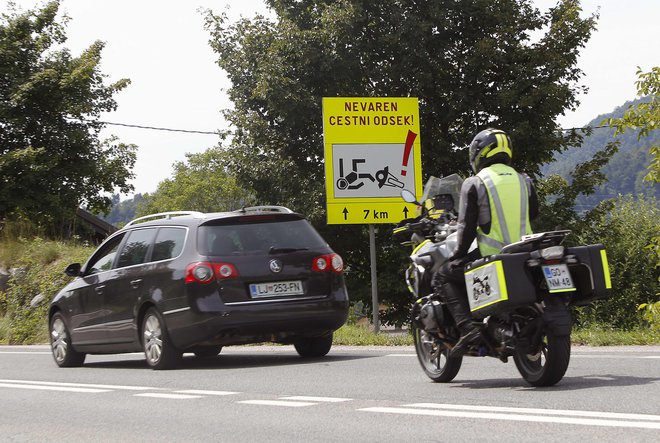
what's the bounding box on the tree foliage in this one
[605,67,660,184]
[0,1,136,231]
[535,137,619,233]
[204,0,597,323]
[138,147,256,216]
[572,195,660,329]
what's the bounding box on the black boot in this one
[450,323,481,357]
[438,283,481,357]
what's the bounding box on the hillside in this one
[543,98,659,210]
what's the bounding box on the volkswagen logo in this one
[269,259,283,273]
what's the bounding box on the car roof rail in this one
[235,205,294,214]
[124,211,205,227]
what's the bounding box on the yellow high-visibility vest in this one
[476,164,532,256]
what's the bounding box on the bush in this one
[1,238,93,344]
[572,195,660,329]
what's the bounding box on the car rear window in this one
[198,218,328,255]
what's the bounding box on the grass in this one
[332,323,660,346]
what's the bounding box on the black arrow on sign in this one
[342,207,349,220]
[403,207,409,218]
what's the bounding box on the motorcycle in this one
[394,175,612,386]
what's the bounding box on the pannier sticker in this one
[464,260,508,312]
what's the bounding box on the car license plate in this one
[542,264,575,293]
[249,280,304,298]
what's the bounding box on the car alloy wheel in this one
[50,313,85,367]
[142,308,181,370]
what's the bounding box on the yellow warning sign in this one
[322,97,422,224]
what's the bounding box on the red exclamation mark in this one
[401,130,416,176]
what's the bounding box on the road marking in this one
[238,400,317,407]
[174,389,240,396]
[281,396,351,403]
[0,351,52,355]
[0,382,110,394]
[386,354,660,359]
[134,393,202,399]
[405,403,660,421]
[359,405,660,430]
[0,379,160,391]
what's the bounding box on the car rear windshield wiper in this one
[269,246,309,254]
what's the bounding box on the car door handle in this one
[130,279,143,288]
[94,285,106,294]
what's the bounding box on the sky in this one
[2,0,659,196]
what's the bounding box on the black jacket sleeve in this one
[453,179,480,259]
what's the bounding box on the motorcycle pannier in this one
[565,244,612,306]
[464,253,536,319]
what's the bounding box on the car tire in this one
[294,333,333,358]
[193,346,223,359]
[142,307,181,370]
[50,312,86,367]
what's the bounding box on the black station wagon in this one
[48,207,349,369]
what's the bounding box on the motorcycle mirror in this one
[401,190,419,205]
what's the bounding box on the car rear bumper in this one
[163,286,349,350]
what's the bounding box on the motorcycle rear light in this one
[185,262,239,284]
[540,246,565,260]
[312,253,343,273]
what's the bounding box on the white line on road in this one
[238,400,317,407]
[0,379,161,391]
[359,406,660,430]
[0,351,51,355]
[386,354,660,359]
[406,403,660,421]
[0,382,110,394]
[134,393,202,399]
[174,389,240,396]
[281,396,352,403]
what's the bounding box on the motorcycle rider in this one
[435,128,539,357]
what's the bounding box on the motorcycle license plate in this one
[542,264,575,293]
[249,280,304,298]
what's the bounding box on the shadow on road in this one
[443,374,660,391]
[82,352,376,371]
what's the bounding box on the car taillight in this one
[185,262,239,284]
[312,253,343,274]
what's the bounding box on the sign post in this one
[322,97,422,332]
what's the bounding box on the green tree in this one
[204,0,597,323]
[138,147,256,215]
[606,67,660,184]
[535,138,619,233]
[573,195,660,329]
[0,1,136,232]
[604,67,660,270]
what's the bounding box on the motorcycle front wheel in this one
[513,331,570,387]
[412,325,462,383]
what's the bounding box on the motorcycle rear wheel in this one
[513,331,570,387]
[412,325,462,383]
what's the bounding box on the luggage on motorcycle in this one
[565,244,612,306]
[464,253,536,319]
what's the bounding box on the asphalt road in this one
[1,344,659,442]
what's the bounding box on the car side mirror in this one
[64,263,82,277]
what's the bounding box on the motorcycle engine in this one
[418,299,445,330]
